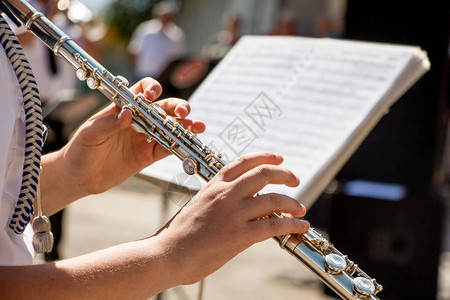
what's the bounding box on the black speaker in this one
[319,1,450,299]
[339,1,449,191]
[327,193,444,299]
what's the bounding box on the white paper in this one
[141,36,429,207]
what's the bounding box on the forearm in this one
[40,151,88,216]
[0,237,178,299]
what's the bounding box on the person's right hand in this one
[153,152,310,285]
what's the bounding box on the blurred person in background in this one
[128,1,185,81]
[202,12,242,63]
[154,12,242,100]
[314,14,344,38]
[267,10,300,36]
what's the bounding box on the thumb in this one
[81,108,133,144]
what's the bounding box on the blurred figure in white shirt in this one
[128,1,185,80]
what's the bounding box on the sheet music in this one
[141,36,429,207]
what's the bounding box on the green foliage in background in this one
[105,0,162,41]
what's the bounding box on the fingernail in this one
[176,103,189,117]
[274,153,284,161]
[145,88,158,100]
[181,102,190,112]
[301,220,310,230]
[151,90,158,99]
[118,108,125,119]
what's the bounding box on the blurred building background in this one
[70,0,346,83]
[175,0,345,54]
[82,0,346,52]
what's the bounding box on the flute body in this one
[0,1,382,299]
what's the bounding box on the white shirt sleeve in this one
[0,39,35,266]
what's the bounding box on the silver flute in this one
[1,1,382,299]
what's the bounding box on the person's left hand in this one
[57,77,205,196]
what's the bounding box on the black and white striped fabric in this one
[0,14,43,234]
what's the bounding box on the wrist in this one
[137,236,185,293]
[40,150,88,215]
[150,227,205,286]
